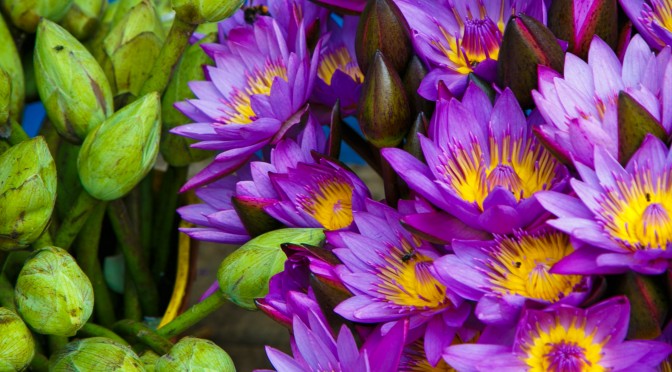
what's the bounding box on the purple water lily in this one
[433,230,592,326]
[621,0,672,49]
[310,0,366,13]
[537,135,672,275]
[383,85,568,238]
[173,15,322,190]
[444,296,672,371]
[533,34,672,166]
[395,0,546,100]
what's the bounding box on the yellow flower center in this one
[644,0,672,45]
[486,233,583,302]
[598,168,672,251]
[523,319,605,372]
[442,135,561,209]
[224,60,288,124]
[376,241,448,310]
[317,46,363,85]
[299,176,354,230]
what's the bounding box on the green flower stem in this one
[29,353,49,372]
[152,165,188,282]
[48,335,68,354]
[342,123,383,176]
[108,199,160,316]
[78,322,129,345]
[124,270,142,321]
[7,118,29,145]
[54,190,101,251]
[31,229,53,250]
[113,319,173,355]
[0,273,15,311]
[75,202,116,327]
[0,251,7,275]
[157,290,227,338]
[139,174,154,256]
[138,17,197,98]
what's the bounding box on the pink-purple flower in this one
[621,0,672,49]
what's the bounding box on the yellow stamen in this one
[224,60,287,124]
[317,46,363,85]
[646,0,672,45]
[401,340,455,372]
[299,176,354,230]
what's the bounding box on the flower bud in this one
[358,50,412,148]
[35,19,114,144]
[355,0,412,74]
[402,112,427,162]
[160,33,214,166]
[60,0,107,40]
[403,55,433,118]
[140,350,160,372]
[497,14,565,108]
[172,0,244,25]
[155,337,235,371]
[616,272,667,339]
[0,137,56,251]
[50,337,144,371]
[618,91,667,164]
[103,0,165,99]
[1,0,74,33]
[15,246,93,336]
[0,307,35,371]
[0,14,24,123]
[548,0,617,59]
[231,196,283,238]
[78,92,161,201]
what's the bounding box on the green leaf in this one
[217,228,326,310]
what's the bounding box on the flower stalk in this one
[157,290,228,338]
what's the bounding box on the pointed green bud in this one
[0,137,56,251]
[403,112,427,162]
[327,100,343,159]
[50,337,145,371]
[497,14,565,108]
[172,0,244,25]
[35,19,114,144]
[616,272,667,339]
[618,91,667,164]
[103,0,165,99]
[231,196,283,238]
[160,33,215,166]
[15,246,93,336]
[548,0,617,59]
[1,0,74,33]
[309,274,353,334]
[60,0,107,40]
[356,0,412,74]
[218,228,325,310]
[78,92,161,201]
[0,14,24,123]
[358,50,412,148]
[155,337,235,372]
[0,307,35,371]
[403,55,433,117]
[139,350,160,372]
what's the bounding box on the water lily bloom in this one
[395,0,547,100]
[537,135,672,275]
[329,199,470,365]
[621,0,672,49]
[383,85,569,237]
[443,296,672,371]
[311,0,366,13]
[433,230,592,325]
[172,15,322,190]
[533,34,672,166]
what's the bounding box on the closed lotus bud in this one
[0,137,56,251]
[78,92,160,201]
[548,0,617,59]
[172,0,243,25]
[358,50,412,148]
[15,246,93,336]
[616,272,668,339]
[155,337,235,372]
[618,91,667,164]
[403,112,427,162]
[0,14,24,122]
[356,0,412,74]
[140,350,160,372]
[85,1,118,62]
[231,196,283,238]
[35,19,114,144]
[1,0,74,33]
[160,33,214,166]
[60,0,107,40]
[0,307,35,371]
[103,0,165,99]
[403,55,433,118]
[50,337,144,371]
[497,14,565,108]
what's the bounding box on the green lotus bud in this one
[35,19,114,144]
[403,112,427,162]
[78,92,160,201]
[0,307,35,371]
[403,56,433,118]
[358,50,412,148]
[112,0,143,25]
[155,337,235,372]
[0,14,24,122]
[231,196,283,238]
[0,69,9,127]
[497,14,565,108]
[84,1,118,67]
[103,0,165,99]
[50,337,145,371]
[154,0,175,31]
[615,272,667,339]
[0,137,56,251]
[171,0,243,25]
[618,91,667,164]
[139,350,160,372]
[160,33,214,166]
[15,246,93,336]
[356,0,412,74]
[548,0,617,59]
[1,0,74,33]
[60,0,107,40]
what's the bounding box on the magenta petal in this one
[602,341,672,370]
[443,344,511,372]
[402,212,491,243]
[265,347,305,372]
[475,294,524,326]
